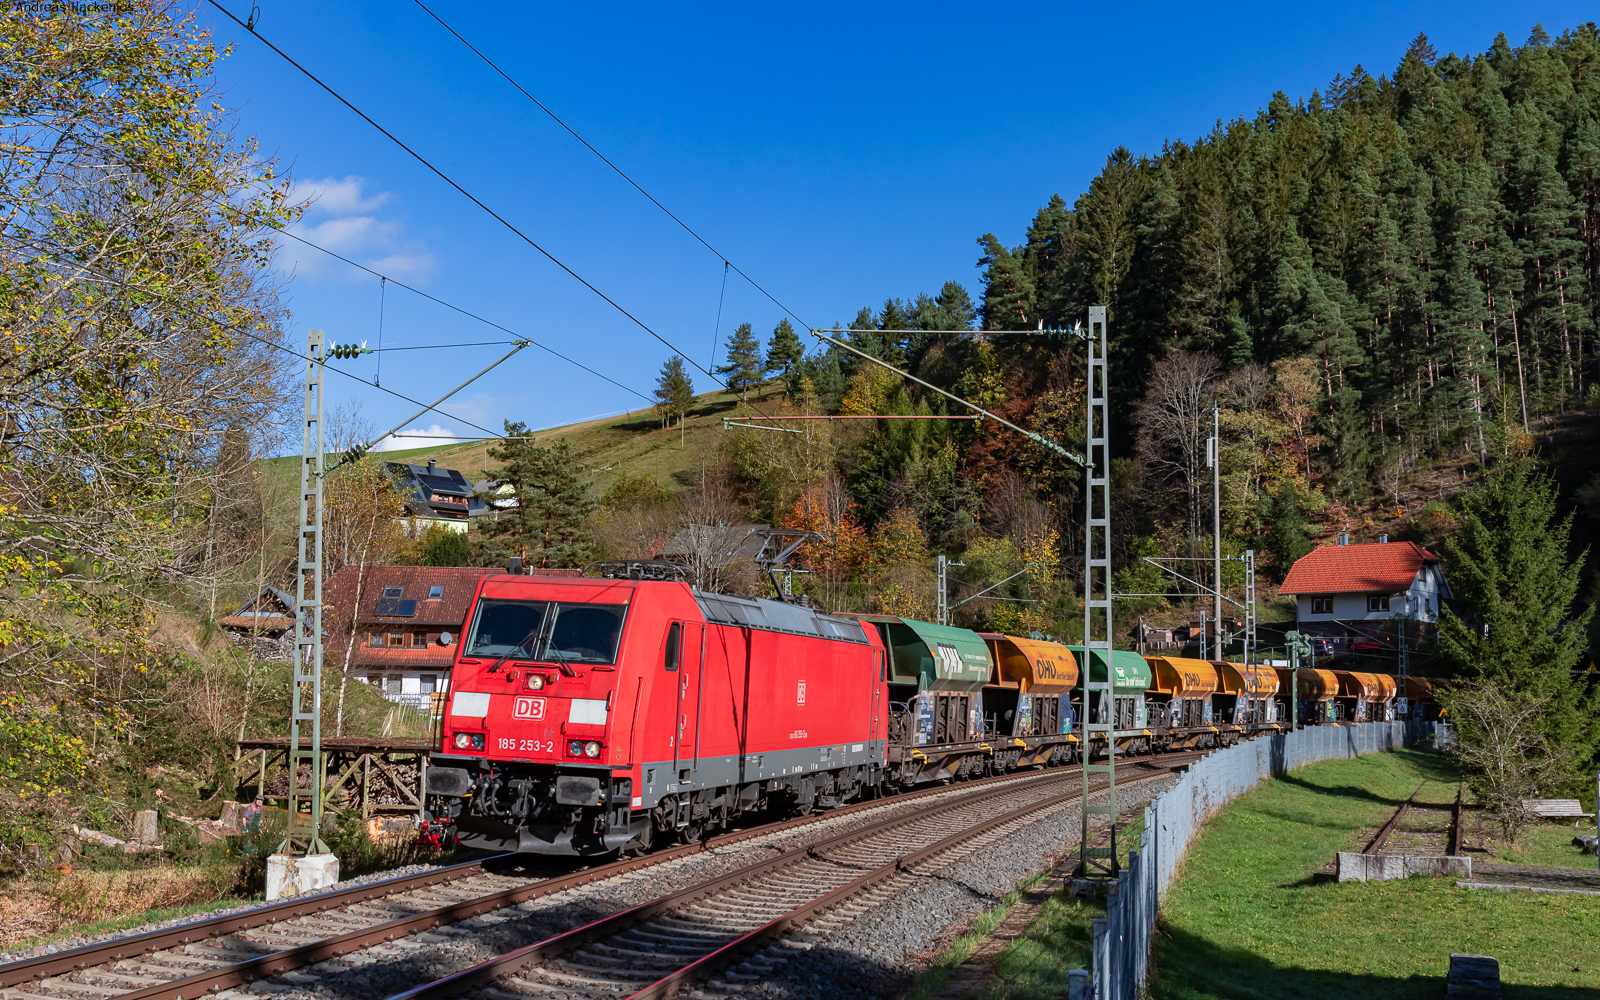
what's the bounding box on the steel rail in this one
[385,756,1196,1000]
[0,854,515,988]
[625,781,1126,1000]
[1365,781,1427,854]
[0,757,1131,997]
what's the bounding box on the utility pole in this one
[1397,620,1410,722]
[1079,306,1118,879]
[937,555,948,626]
[935,555,965,626]
[1210,406,1222,661]
[1285,630,1310,730]
[270,330,336,899]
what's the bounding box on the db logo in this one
[513,697,546,720]
[796,680,806,705]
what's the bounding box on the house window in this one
[1311,596,1334,614]
[366,674,383,687]
[1367,595,1390,612]
[387,632,405,647]
[420,674,437,694]
[428,585,444,599]
[382,586,403,598]
[369,632,385,647]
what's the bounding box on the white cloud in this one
[296,215,399,253]
[375,425,463,451]
[365,252,436,279]
[276,175,434,283]
[291,175,391,216]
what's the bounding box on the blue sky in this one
[203,1,1592,451]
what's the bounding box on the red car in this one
[1351,635,1394,654]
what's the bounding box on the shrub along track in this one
[0,751,1202,1000]
[380,754,1200,1000]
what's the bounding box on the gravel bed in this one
[746,772,1179,1000]
[0,863,447,967]
[217,770,1089,1000]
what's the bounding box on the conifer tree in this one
[479,421,597,568]
[764,319,803,380]
[716,322,763,399]
[654,356,694,428]
[1438,451,1598,773]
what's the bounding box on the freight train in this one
[421,570,1435,855]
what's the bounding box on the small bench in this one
[1523,799,1596,825]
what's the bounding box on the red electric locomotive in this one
[422,569,887,855]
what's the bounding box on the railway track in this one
[0,752,1198,1000]
[386,755,1195,1000]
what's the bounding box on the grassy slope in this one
[263,383,789,499]
[1149,749,1599,999]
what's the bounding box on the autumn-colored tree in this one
[0,5,296,800]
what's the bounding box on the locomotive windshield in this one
[464,598,626,665]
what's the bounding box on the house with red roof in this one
[323,564,583,710]
[1278,535,1452,636]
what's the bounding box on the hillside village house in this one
[1278,536,1452,638]
[323,564,582,710]
[387,460,492,535]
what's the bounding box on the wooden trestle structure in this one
[233,736,433,822]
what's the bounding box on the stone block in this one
[1403,855,1471,878]
[265,853,340,901]
[131,809,159,844]
[1447,953,1501,999]
[1337,852,1402,882]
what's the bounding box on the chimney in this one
[427,459,436,475]
[1378,533,1388,543]
[1338,533,1349,546]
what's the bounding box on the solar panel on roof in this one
[374,598,418,617]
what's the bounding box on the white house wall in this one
[1295,567,1442,626]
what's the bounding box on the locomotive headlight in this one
[567,740,584,756]
[524,674,545,691]
[453,732,485,751]
[583,741,602,758]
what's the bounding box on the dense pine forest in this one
[654,23,1600,638]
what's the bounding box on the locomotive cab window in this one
[463,598,627,665]
[546,603,626,665]
[465,599,549,657]
[663,622,680,671]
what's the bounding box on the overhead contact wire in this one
[276,227,652,402]
[208,0,729,389]
[412,0,813,333]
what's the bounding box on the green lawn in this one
[1148,749,1600,999]
[1488,821,1597,870]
